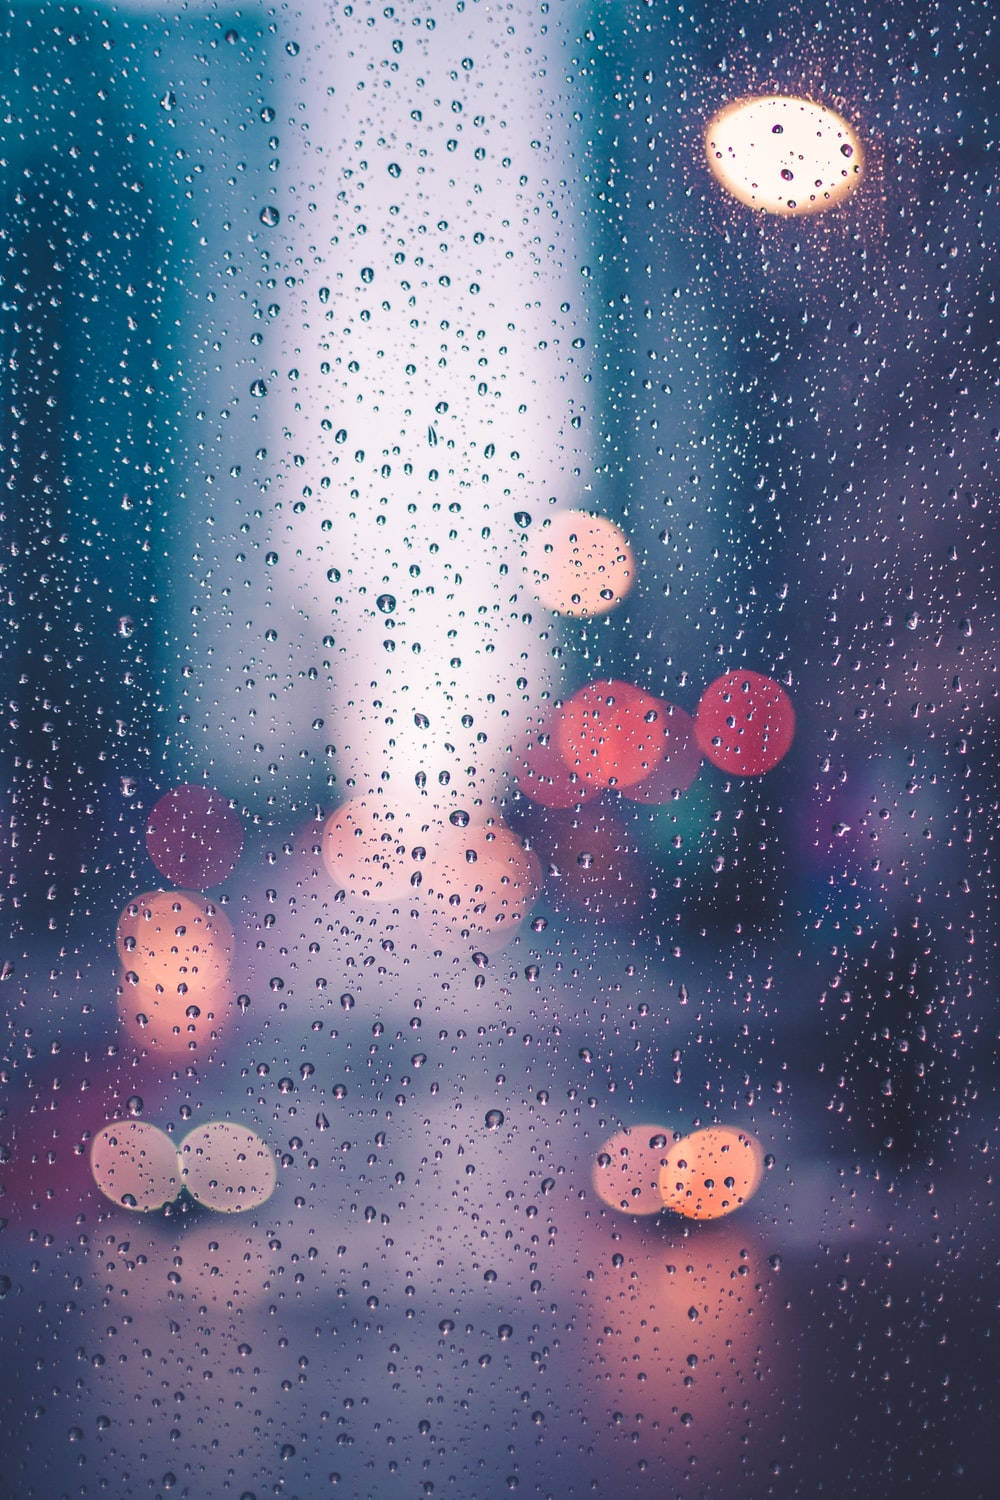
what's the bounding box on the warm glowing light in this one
[512,712,600,809]
[526,510,635,617]
[620,701,701,803]
[658,1125,764,1219]
[557,680,667,790]
[423,819,543,950]
[695,670,795,775]
[178,1121,277,1214]
[117,974,233,1059]
[592,1124,673,1216]
[116,890,234,993]
[146,784,244,888]
[705,95,863,215]
[90,1120,179,1211]
[322,796,437,902]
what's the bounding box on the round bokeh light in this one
[424,820,543,950]
[695,670,795,776]
[526,510,635,617]
[322,797,435,902]
[90,1120,179,1211]
[592,1124,673,1216]
[620,701,701,803]
[557,680,667,791]
[513,714,601,810]
[705,94,863,216]
[178,1121,277,1214]
[116,890,234,994]
[146,784,244,888]
[117,974,233,1060]
[658,1125,764,1220]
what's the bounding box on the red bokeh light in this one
[513,714,601,809]
[695,670,795,775]
[619,700,701,803]
[146,785,244,888]
[556,680,667,791]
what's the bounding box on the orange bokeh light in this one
[117,973,233,1060]
[658,1125,764,1220]
[526,510,635,618]
[695,670,795,776]
[322,796,436,902]
[116,890,234,994]
[557,680,667,791]
[592,1124,673,1215]
[423,819,543,950]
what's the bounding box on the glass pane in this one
[2,2,994,1497]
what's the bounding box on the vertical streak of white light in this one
[260,0,591,813]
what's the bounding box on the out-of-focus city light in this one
[117,973,233,1060]
[695,670,795,775]
[178,1121,277,1214]
[592,1125,673,1215]
[116,890,234,993]
[557,680,668,790]
[620,701,702,803]
[322,796,436,902]
[145,784,243,888]
[423,819,543,950]
[512,714,602,809]
[525,510,635,617]
[705,95,863,215]
[89,1120,179,1211]
[658,1125,764,1219]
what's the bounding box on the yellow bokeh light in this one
[705,95,863,215]
[658,1125,764,1219]
[116,890,234,994]
[526,510,635,617]
[178,1121,277,1214]
[592,1124,673,1216]
[90,1120,179,1211]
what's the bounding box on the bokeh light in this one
[525,509,635,617]
[117,974,233,1060]
[592,1124,673,1215]
[705,94,863,215]
[658,1125,764,1219]
[557,680,667,790]
[619,700,701,803]
[512,712,600,809]
[178,1121,277,1214]
[90,1120,179,1211]
[145,784,244,888]
[322,796,435,901]
[116,890,234,994]
[695,670,795,776]
[423,819,543,950]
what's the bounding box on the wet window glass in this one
[2,2,996,1496]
